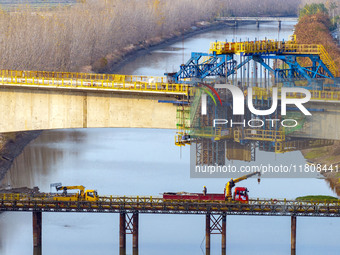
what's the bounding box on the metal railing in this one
[249,87,340,102]
[0,69,189,95]
[209,39,338,77]
[0,193,340,216]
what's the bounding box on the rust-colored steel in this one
[119,212,126,255]
[32,212,42,248]
[133,213,139,255]
[206,214,211,255]
[222,214,226,255]
[291,215,297,255]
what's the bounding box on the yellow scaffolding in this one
[209,38,338,77]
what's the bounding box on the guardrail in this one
[1,193,339,216]
[0,69,189,96]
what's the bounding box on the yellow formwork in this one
[0,69,189,95]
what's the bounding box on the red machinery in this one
[163,172,261,202]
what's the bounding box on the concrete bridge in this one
[217,16,298,28]
[0,70,188,133]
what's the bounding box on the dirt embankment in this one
[0,131,42,182]
[301,142,340,195]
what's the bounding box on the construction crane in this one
[54,185,99,202]
[163,172,261,202]
[225,172,261,201]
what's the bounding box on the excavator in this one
[53,185,99,202]
[225,171,261,202]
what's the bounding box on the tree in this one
[299,3,329,18]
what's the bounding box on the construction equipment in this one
[225,172,261,201]
[54,185,99,202]
[163,172,261,202]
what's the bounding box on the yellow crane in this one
[225,172,261,201]
[54,185,99,202]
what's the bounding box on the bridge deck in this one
[0,69,188,96]
[218,17,298,22]
[1,194,340,216]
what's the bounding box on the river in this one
[0,21,339,255]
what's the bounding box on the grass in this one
[303,147,328,159]
[296,195,339,202]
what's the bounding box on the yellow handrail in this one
[209,39,338,77]
[0,69,189,95]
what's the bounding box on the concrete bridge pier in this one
[291,215,297,255]
[33,211,42,255]
[119,212,139,255]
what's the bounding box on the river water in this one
[0,22,339,255]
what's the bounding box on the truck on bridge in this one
[163,172,261,202]
[54,185,99,202]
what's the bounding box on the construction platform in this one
[1,193,340,217]
[0,69,189,96]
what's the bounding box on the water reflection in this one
[179,85,336,178]
[1,130,86,189]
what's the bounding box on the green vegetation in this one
[303,147,328,159]
[299,3,328,18]
[299,1,339,26]
[296,195,339,202]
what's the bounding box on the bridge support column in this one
[32,212,42,253]
[132,213,139,255]
[206,214,211,255]
[291,215,297,255]
[119,212,139,255]
[119,213,126,255]
[206,213,226,255]
[222,214,226,255]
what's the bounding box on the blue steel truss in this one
[168,49,337,89]
[165,52,236,83]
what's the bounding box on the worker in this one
[63,187,67,196]
[203,186,207,196]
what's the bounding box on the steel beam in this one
[222,214,226,255]
[32,211,42,248]
[119,212,126,255]
[291,215,297,255]
[132,213,139,255]
[206,214,211,255]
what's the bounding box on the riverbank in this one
[0,131,42,185]
[91,20,252,74]
[301,142,340,196]
[295,12,340,196]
